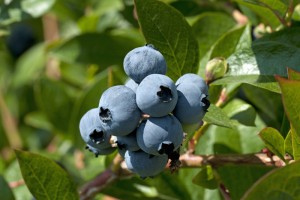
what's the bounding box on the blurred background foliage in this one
[1,0,300,199]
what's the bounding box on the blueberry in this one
[173,82,210,124]
[136,74,178,117]
[98,85,141,136]
[136,115,184,156]
[125,78,139,92]
[124,150,168,178]
[79,108,114,156]
[116,129,140,152]
[123,44,167,83]
[118,148,126,158]
[176,73,209,96]
[6,24,36,58]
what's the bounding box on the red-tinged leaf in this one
[276,75,300,160]
[287,67,300,81]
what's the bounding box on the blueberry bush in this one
[1,0,300,199]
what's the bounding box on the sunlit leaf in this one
[12,44,46,88]
[259,127,285,160]
[0,0,56,25]
[192,12,236,74]
[210,24,252,60]
[204,104,234,129]
[288,67,300,81]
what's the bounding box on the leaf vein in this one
[24,160,51,200]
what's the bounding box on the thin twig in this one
[9,179,25,188]
[179,153,287,168]
[79,154,131,200]
[0,91,22,149]
[79,152,289,200]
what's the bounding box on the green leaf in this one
[210,24,252,60]
[192,12,236,74]
[293,3,300,21]
[24,111,53,131]
[59,63,88,87]
[102,178,157,200]
[242,161,300,200]
[217,165,274,200]
[197,104,265,154]
[276,76,300,159]
[193,165,218,189]
[170,1,211,16]
[259,127,285,160]
[15,150,79,200]
[211,75,281,93]
[284,128,300,159]
[217,28,300,92]
[145,172,191,200]
[240,84,284,130]
[288,68,300,81]
[285,130,294,157]
[34,78,73,134]
[254,27,300,48]
[179,168,221,200]
[222,99,256,126]
[291,127,300,160]
[227,28,300,77]
[203,104,234,129]
[242,0,288,16]
[134,0,199,80]
[234,0,287,28]
[51,33,142,68]
[93,0,124,16]
[0,51,13,90]
[0,0,56,25]
[0,175,15,200]
[3,160,32,200]
[226,45,288,76]
[12,44,46,88]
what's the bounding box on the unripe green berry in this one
[205,57,227,83]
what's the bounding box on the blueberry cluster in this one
[79,44,210,178]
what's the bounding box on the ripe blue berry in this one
[79,108,114,156]
[6,24,36,58]
[123,44,167,83]
[116,129,140,152]
[118,148,126,158]
[136,115,184,156]
[124,150,168,178]
[176,73,209,96]
[99,85,141,136]
[136,74,178,117]
[125,78,138,92]
[173,82,210,124]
